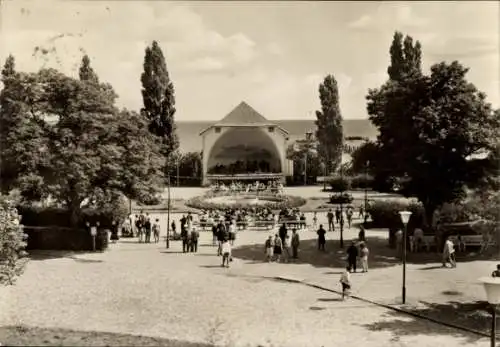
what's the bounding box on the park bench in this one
[278,220,307,229]
[236,221,249,230]
[253,220,275,230]
[197,222,214,231]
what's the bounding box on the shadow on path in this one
[362,300,492,343]
[0,325,213,347]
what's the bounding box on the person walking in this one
[265,235,274,262]
[221,239,232,268]
[273,234,283,263]
[190,227,199,253]
[358,225,366,242]
[335,207,341,225]
[153,219,160,243]
[216,222,225,256]
[181,225,188,253]
[171,220,176,239]
[212,224,218,247]
[135,214,143,243]
[346,241,359,273]
[346,208,353,228]
[317,224,326,251]
[360,243,369,272]
[312,212,318,228]
[291,229,300,259]
[340,266,352,300]
[327,209,334,231]
[442,236,456,268]
[144,216,152,243]
[228,221,236,246]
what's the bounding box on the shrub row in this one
[15,206,122,251]
[329,193,354,204]
[327,175,374,191]
[366,200,425,230]
[24,226,109,251]
[17,206,126,229]
[366,199,486,231]
[186,194,306,211]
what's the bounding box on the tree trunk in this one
[68,199,82,228]
[423,202,439,247]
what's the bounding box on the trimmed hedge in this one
[23,226,109,251]
[327,176,351,192]
[366,200,424,230]
[17,206,122,229]
[186,194,306,211]
[16,206,120,251]
[329,193,354,204]
[327,175,374,191]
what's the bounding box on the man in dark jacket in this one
[190,227,199,252]
[317,225,326,251]
[346,241,359,272]
[181,225,188,253]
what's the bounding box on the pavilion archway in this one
[206,127,283,175]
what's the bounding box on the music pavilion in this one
[199,102,294,185]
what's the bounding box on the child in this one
[312,212,318,228]
[265,236,274,262]
[153,219,160,243]
[221,239,232,268]
[340,266,351,300]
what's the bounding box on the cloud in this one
[183,57,226,72]
[348,3,428,30]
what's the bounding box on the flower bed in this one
[329,193,354,204]
[186,193,306,211]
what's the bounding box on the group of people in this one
[210,180,284,195]
[132,212,161,243]
[326,206,360,231]
[264,225,301,262]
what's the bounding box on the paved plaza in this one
[0,205,494,346]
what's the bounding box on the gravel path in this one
[0,228,490,347]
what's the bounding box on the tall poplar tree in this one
[79,55,99,83]
[387,31,422,81]
[140,41,178,161]
[315,75,343,174]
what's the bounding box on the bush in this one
[350,175,374,189]
[328,176,351,192]
[15,205,121,251]
[186,194,306,211]
[329,193,354,204]
[23,226,108,251]
[0,195,28,285]
[16,206,126,229]
[366,200,424,230]
[436,202,481,225]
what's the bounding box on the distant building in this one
[190,101,377,185]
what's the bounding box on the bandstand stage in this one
[199,102,294,185]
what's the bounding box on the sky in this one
[0,1,499,121]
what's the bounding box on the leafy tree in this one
[387,31,422,81]
[79,55,99,83]
[0,56,48,198]
[141,41,178,160]
[2,67,164,225]
[286,140,321,182]
[350,141,379,174]
[0,195,28,285]
[367,60,500,228]
[315,75,343,174]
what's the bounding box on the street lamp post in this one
[364,160,370,223]
[479,277,500,347]
[399,210,412,304]
[166,174,171,249]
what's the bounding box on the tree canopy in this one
[0,55,164,225]
[315,75,343,174]
[367,47,500,225]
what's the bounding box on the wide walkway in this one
[0,227,491,347]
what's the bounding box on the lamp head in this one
[399,210,412,225]
[479,277,500,305]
